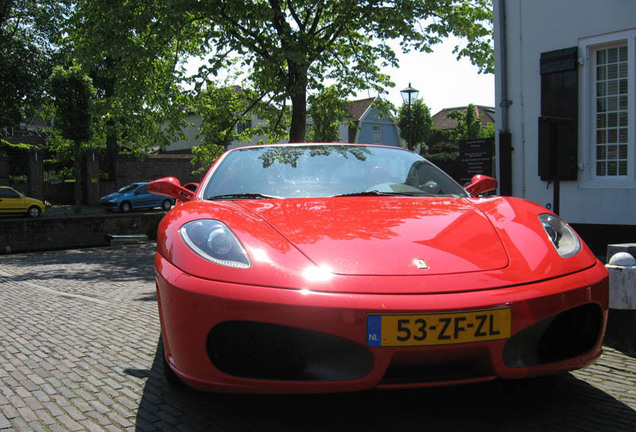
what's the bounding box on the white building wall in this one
[495,0,636,225]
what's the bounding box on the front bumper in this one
[155,254,608,393]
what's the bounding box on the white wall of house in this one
[162,113,268,152]
[162,113,203,153]
[495,0,636,225]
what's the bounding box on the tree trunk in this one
[103,57,117,180]
[105,118,117,179]
[288,62,308,143]
[73,139,83,214]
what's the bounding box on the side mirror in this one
[465,174,498,197]
[149,177,194,202]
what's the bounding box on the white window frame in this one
[579,29,636,189]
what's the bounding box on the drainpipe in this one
[498,0,510,132]
[497,0,513,196]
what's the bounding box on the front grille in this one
[503,303,603,368]
[207,321,374,381]
[380,348,493,385]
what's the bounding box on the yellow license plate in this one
[366,309,511,347]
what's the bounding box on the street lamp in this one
[400,82,419,150]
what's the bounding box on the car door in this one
[0,188,27,214]
[132,184,155,209]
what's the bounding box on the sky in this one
[366,37,495,115]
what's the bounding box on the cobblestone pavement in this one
[1,244,635,431]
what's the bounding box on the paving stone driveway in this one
[1,243,636,431]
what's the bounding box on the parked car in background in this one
[0,186,46,217]
[100,182,174,213]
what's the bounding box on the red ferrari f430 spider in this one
[149,143,608,393]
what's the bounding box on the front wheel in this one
[161,199,172,211]
[27,206,41,218]
[120,201,131,213]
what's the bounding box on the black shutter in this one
[538,47,578,181]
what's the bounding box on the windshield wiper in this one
[332,190,425,198]
[207,193,280,201]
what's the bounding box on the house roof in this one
[432,105,495,130]
[347,97,376,122]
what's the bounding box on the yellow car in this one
[0,186,46,217]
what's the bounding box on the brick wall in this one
[0,212,165,253]
[114,154,203,188]
[0,157,8,186]
[0,152,206,205]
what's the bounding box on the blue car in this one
[100,182,174,212]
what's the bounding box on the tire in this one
[27,206,41,218]
[161,199,172,211]
[120,201,132,213]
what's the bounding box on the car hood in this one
[241,197,509,276]
[100,192,121,201]
[101,192,125,201]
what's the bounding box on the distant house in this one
[160,96,401,153]
[160,111,267,154]
[338,97,402,146]
[424,105,495,155]
[431,105,495,132]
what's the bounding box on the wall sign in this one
[459,138,494,185]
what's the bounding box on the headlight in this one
[539,214,581,258]
[180,220,251,268]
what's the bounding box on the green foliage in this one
[445,104,495,143]
[0,0,72,128]
[66,0,196,170]
[189,83,292,171]
[189,85,239,171]
[429,141,459,154]
[397,99,433,152]
[0,139,33,152]
[2,0,493,171]
[176,0,493,142]
[0,139,31,178]
[480,122,496,139]
[45,131,102,172]
[49,66,96,142]
[426,103,495,184]
[306,87,350,143]
[49,65,97,212]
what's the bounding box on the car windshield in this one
[202,145,468,200]
[117,184,140,194]
[0,188,22,199]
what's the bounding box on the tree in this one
[190,85,255,171]
[446,103,494,142]
[427,104,495,181]
[65,0,198,178]
[306,86,349,143]
[0,0,71,128]
[176,0,493,143]
[189,83,291,170]
[49,66,96,213]
[397,99,434,152]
